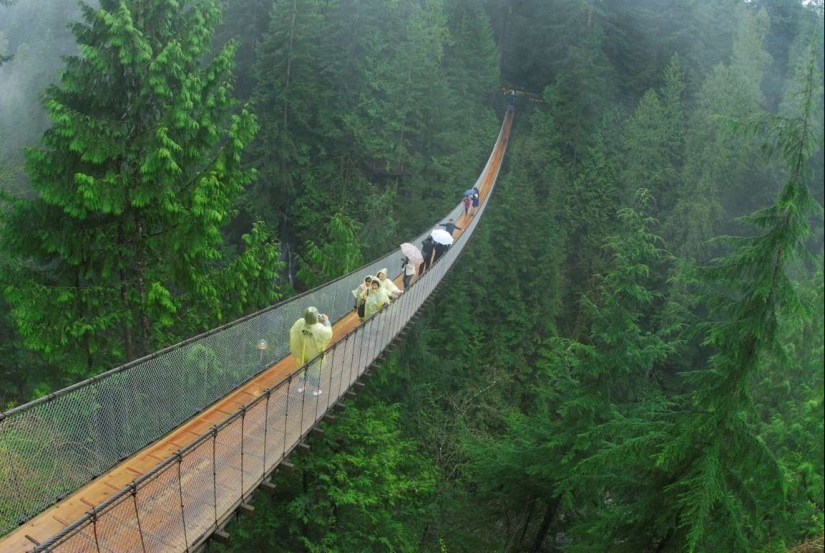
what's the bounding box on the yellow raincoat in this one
[354,276,377,320]
[363,286,390,320]
[376,268,401,299]
[289,314,333,383]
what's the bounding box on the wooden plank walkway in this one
[0,209,484,553]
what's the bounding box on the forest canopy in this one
[0,0,823,551]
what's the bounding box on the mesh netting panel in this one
[213,417,243,518]
[0,213,460,537]
[178,438,216,545]
[241,399,268,487]
[46,522,99,553]
[131,464,186,552]
[263,385,288,468]
[93,494,145,553]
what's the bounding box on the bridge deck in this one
[0,213,480,553]
[1,108,512,553]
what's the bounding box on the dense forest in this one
[0,0,823,551]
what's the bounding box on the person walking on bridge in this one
[289,307,333,397]
[420,235,435,275]
[401,257,416,290]
[432,240,448,265]
[438,218,462,237]
[352,275,373,319]
[363,278,390,320]
[376,268,402,300]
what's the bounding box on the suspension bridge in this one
[0,109,514,552]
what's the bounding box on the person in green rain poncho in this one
[362,278,390,320]
[289,307,333,397]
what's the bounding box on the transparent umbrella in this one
[400,243,424,265]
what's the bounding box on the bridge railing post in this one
[332,335,348,401]
[352,321,365,384]
[176,452,189,550]
[212,427,219,531]
[261,390,271,480]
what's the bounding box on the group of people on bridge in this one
[288,184,481,397]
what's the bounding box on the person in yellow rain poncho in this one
[376,268,402,300]
[362,279,390,321]
[352,275,374,320]
[289,307,333,397]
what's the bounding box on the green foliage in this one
[461,191,680,551]
[1,0,823,549]
[297,212,364,288]
[0,0,279,378]
[645,34,822,552]
[667,6,773,260]
[755,261,825,543]
[248,0,500,271]
[620,55,685,215]
[215,402,437,552]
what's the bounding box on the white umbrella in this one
[431,228,454,245]
[400,243,424,265]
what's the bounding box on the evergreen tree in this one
[0,0,279,378]
[296,212,364,287]
[558,116,623,335]
[213,402,437,552]
[465,191,678,551]
[620,55,685,217]
[641,34,822,551]
[667,6,773,260]
[249,0,337,233]
[542,0,617,166]
[753,259,824,544]
[213,0,272,101]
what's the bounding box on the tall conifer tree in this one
[667,7,772,260]
[0,0,278,378]
[647,34,823,552]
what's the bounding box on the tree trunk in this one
[529,498,558,553]
[117,222,134,361]
[498,0,512,73]
[135,220,151,357]
[520,498,537,544]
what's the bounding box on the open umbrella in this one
[431,228,454,245]
[463,188,475,196]
[400,243,424,265]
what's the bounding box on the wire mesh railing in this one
[0,110,512,551]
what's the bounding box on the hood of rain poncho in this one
[364,286,390,319]
[351,275,377,298]
[303,306,319,325]
[377,269,401,295]
[289,316,333,365]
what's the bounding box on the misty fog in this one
[0,0,81,196]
